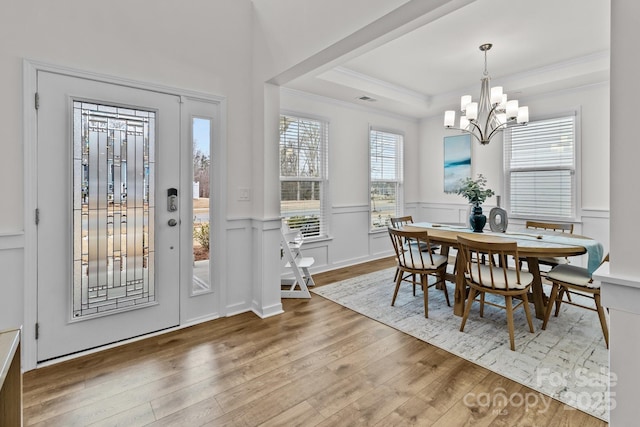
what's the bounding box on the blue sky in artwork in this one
[444,134,471,193]
[444,134,471,166]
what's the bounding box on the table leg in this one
[526,257,547,319]
[454,252,466,316]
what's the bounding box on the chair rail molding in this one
[0,233,24,251]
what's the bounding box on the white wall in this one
[280,89,419,270]
[0,0,256,232]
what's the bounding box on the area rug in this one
[311,268,609,421]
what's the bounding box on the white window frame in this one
[279,112,329,239]
[504,111,581,222]
[369,127,404,232]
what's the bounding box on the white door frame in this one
[23,59,228,370]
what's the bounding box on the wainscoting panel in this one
[226,219,254,314]
[330,205,376,267]
[580,209,610,256]
[417,203,470,225]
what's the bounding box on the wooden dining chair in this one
[525,220,574,268]
[522,220,577,308]
[389,216,440,295]
[542,254,610,348]
[389,215,414,229]
[388,227,449,318]
[457,235,535,351]
[389,216,440,252]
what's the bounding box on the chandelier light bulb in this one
[444,110,456,127]
[517,106,529,124]
[466,102,478,121]
[490,87,503,105]
[460,116,470,130]
[460,95,472,112]
[506,100,519,119]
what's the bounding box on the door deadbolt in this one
[167,188,178,212]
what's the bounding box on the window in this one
[504,114,577,219]
[279,113,328,238]
[370,128,403,230]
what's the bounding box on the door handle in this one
[168,219,178,227]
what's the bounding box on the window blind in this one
[505,115,575,219]
[370,129,403,230]
[280,114,328,237]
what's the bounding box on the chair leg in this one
[479,293,485,318]
[460,287,477,332]
[421,274,429,318]
[438,268,450,307]
[542,283,560,330]
[505,295,516,351]
[412,274,417,296]
[554,286,565,317]
[594,292,609,349]
[391,270,403,306]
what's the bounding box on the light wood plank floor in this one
[23,258,608,426]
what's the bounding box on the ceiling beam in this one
[268,0,477,86]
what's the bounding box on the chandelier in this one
[444,43,529,145]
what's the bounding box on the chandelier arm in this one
[466,120,487,142]
[464,121,486,144]
[482,103,501,137]
[486,123,508,141]
[466,120,483,134]
[464,129,484,145]
[444,126,484,145]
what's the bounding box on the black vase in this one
[469,205,486,232]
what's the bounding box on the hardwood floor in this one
[23,257,608,426]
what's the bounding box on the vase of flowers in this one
[456,174,495,232]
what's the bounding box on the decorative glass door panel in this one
[37,70,179,362]
[73,102,156,318]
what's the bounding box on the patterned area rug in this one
[311,268,609,421]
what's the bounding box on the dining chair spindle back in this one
[388,227,449,318]
[457,235,535,351]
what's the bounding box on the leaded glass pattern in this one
[73,101,155,318]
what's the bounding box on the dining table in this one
[402,222,604,319]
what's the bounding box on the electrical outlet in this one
[238,187,250,201]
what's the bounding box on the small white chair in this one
[280,227,316,298]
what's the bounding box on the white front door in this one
[36,71,181,362]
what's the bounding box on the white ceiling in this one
[283,0,610,119]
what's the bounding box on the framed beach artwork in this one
[443,134,471,193]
